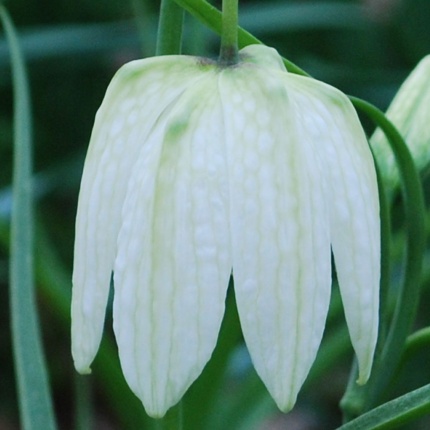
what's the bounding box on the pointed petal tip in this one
[139,395,179,419]
[356,367,371,386]
[356,377,366,386]
[74,362,92,376]
[145,411,165,420]
[144,407,167,420]
[71,317,100,377]
[72,338,95,375]
[273,393,297,415]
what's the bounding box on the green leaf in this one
[338,383,430,430]
[240,2,369,34]
[0,5,57,430]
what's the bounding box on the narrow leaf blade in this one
[1,6,57,430]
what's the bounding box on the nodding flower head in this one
[71,44,380,418]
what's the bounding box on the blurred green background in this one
[1,0,430,429]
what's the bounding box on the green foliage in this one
[0,5,56,429]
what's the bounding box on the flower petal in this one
[371,55,430,194]
[113,73,232,417]
[71,56,208,373]
[239,44,287,71]
[219,60,332,411]
[285,75,380,384]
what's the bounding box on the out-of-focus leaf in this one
[338,383,430,430]
[1,5,57,429]
[240,2,369,34]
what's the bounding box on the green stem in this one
[0,6,57,430]
[172,0,308,74]
[156,0,184,56]
[340,97,426,419]
[373,161,391,351]
[219,0,238,65]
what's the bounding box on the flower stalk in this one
[219,0,239,65]
[172,0,308,74]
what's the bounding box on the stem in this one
[156,0,184,56]
[219,0,239,65]
[172,0,308,74]
[374,162,391,353]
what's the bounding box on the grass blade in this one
[0,5,57,429]
[338,384,430,430]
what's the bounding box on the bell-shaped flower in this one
[371,55,430,195]
[71,44,380,418]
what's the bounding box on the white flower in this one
[71,45,380,418]
[371,55,430,195]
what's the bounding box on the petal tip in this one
[275,397,297,415]
[74,362,92,375]
[141,398,176,420]
[356,368,371,386]
[268,387,299,415]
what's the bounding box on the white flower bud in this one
[371,55,430,195]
